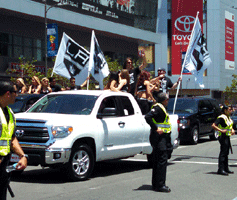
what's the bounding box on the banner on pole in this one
[52,32,90,85]
[88,30,110,89]
[184,15,212,88]
[47,23,58,57]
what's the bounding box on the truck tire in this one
[190,125,199,145]
[66,144,95,181]
[209,129,219,140]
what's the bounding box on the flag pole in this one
[86,70,90,90]
[173,11,199,114]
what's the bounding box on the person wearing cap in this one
[150,68,182,102]
[145,92,172,193]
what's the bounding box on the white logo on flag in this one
[52,33,90,86]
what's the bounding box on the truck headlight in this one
[51,126,73,138]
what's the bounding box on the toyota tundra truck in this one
[12,90,179,181]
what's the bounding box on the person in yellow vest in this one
[145,93,172,193]
[0,81,27,199]
[212,105,235,176]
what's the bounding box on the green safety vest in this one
[217,114,233,137]
[0,106,15,156]
[151,103,171,133]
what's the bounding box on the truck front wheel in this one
[66,144,95,181]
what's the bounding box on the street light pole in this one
[45,0,47,77]
[44,0,67,76]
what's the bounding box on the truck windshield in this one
[27,94,98,115]
[167,99,198,114]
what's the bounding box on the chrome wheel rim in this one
[193,129,198,143]
[72,150,90,176]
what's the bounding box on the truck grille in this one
[15,119,49,143]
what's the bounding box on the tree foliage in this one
[224,74,237,105]
[6,57,70,89]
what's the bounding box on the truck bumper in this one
[45,148,71,164]
[22,146,71,166]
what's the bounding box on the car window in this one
[99,96,116,111]
[209,99,221,114]
[119,96,134,116]
[9,98,24,113]
[199,100,212,112]
[24,98,40,111]
[167,99,198,113]
[28,94,97,115]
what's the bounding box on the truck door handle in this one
[118,121,125,126]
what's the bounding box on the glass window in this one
[34,48,42,61]
[0,33,9,43]
[120,96,134,115]
[8,45,12,57]
[133,0,158,32]
[28,94,98,115]
[13,36,22,45]
[34,39,41,48]
[24,47,32,59]
[24,38,32,47]
[198,100,212,112]
[14,46,22,58]
[167,99,198,114]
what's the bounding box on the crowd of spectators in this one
[12,50,182,114]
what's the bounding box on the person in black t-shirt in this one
[123,50,147,96]
[66,77,90,90]
[49,77,63,92]
[151,68,182,102]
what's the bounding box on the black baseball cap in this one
[157,68,166,72]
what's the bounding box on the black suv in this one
[167,97,221,144]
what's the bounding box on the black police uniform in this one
[214,116,232,173]
[145,104,172,190]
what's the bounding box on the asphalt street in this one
[8,136,237,200]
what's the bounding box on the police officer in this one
[145,93,172,192]
[212,105,235,176]
[0,81,27,199]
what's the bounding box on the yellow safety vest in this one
[0,106,15,156]
[217,114,233,137]
[152,103,171,133]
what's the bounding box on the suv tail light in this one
[177,119,180,132]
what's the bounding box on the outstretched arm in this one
[138,50,147,71]
[11,137,27,170]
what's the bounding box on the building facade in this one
[164,0,237,101]
[0,0,159,77]
[1,0,237,103]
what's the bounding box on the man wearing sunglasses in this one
[145,93,172,193]
[123,50,147,96]
[0,81,27,199]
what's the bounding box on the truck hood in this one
[15,112,92,126]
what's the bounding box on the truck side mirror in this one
[97,107,117,119]
[199,107,209,113]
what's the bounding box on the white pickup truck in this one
[13,90,179,181]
